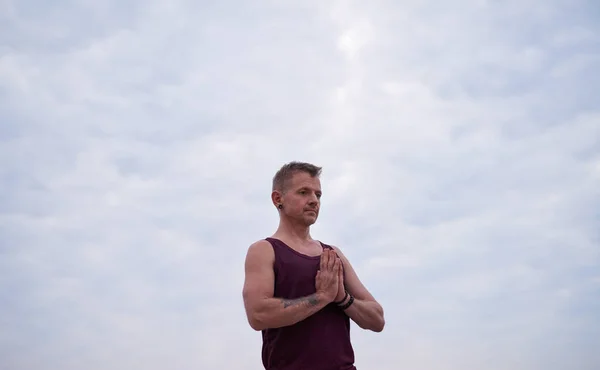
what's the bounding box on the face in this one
[274,172,322,226]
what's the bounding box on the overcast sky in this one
[1,0,599,369]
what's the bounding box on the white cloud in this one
[1,0,599,369]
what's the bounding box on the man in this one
[242,161,385,370]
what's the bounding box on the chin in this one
[303,216,318,225]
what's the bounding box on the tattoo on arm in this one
[281,294,320,308]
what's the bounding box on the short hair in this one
[272,161,322,192]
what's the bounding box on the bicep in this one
[242,241,275,311]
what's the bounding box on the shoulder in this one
[319,241,344,255]
[321,243,351,263]
[245,239,275,263]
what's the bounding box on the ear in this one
[271,190,283,208]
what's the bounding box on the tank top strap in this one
[265,237,301,255]
[264,238,286,272]
[319,242,334,250]
[264,237,284,251]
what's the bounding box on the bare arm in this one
[242,240,335,331]
[333,246,385,332]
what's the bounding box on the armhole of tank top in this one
[264,238,280,279]
[319,241,333,251]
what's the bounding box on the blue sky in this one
[1,0,599,369]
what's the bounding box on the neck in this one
[273,217,312,243]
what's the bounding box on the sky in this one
[0,0,599,369]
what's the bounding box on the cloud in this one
[1,0,599,369]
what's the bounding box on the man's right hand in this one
[315,249,341,303]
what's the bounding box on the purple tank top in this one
[261,237,356,370]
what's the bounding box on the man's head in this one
[271,161,323,226]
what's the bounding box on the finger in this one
[334,256,341,276]
[323,250,330,271]
[328,250,336,271]
[333,258,338,276]
[320,250,328,271]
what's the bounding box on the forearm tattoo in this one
[281,294,319,308]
